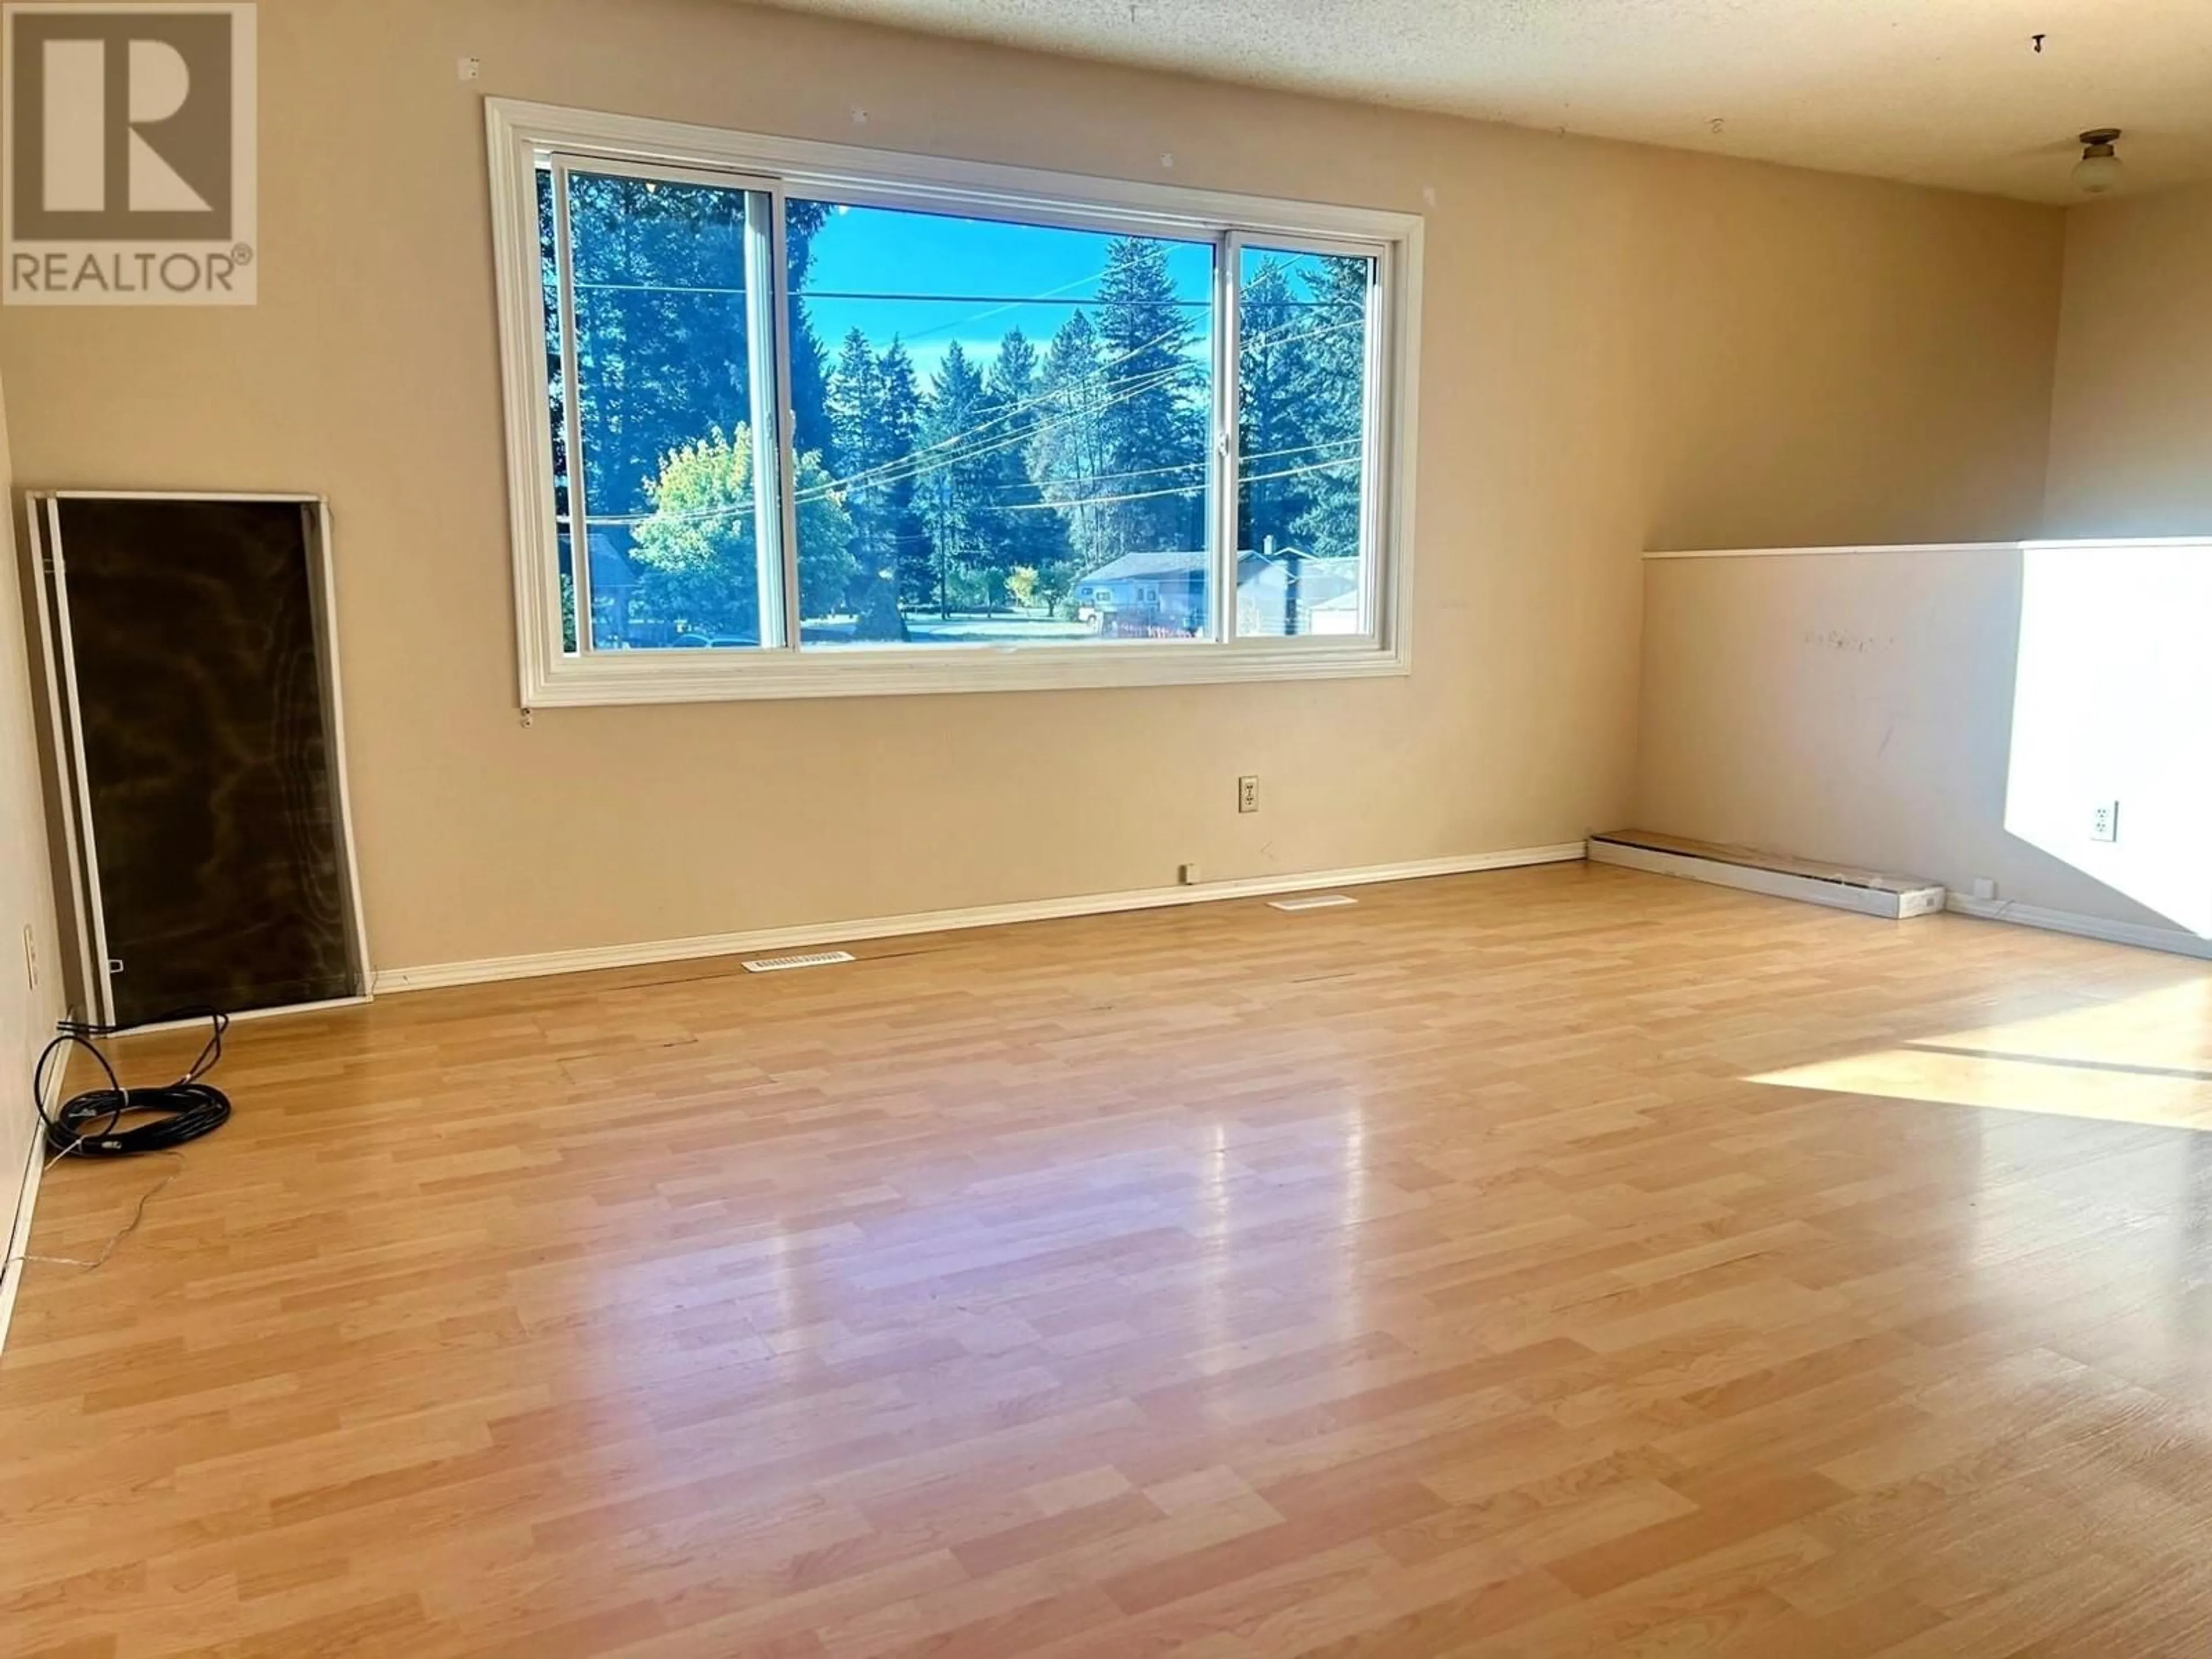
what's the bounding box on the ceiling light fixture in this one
[2073,128,2124,195]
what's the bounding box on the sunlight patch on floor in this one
[1751,978,2212,1130]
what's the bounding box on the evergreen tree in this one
[560,173,766,645]
[917,340,991,616]
[1093,237,1206,560]
[1237,256,1320,562]
[982,327,1072,606]
[823,329,930,632]
[1031,310,1114,576]
[826,326,891,603]
[873,339,932,615]
[988,325,1040,407]
[565,174,754,528]
[551,178,846,642]
[1288,255,1372,562]
[784,200,836,472]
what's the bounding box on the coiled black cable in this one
[33,1007,231,1158]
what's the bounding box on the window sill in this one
[521,639,1410,707]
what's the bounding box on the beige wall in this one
[1,366,62,1257]
[1634,179,2212,935]
[1637,160,2061,554]
[2045,180,2212,536]
[0,0,2065,973]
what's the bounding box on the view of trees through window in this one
[540,165,1377,653]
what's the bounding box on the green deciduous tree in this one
[630,426,854,639]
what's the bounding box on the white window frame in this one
[486,98,1422,707]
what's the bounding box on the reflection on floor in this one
[7,862,2212,1656]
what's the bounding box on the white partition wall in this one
[1636,538,2212,948]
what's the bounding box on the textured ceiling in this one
[749,0,2212,203]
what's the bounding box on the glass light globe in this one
[2074,131,2124,195]
[2074,153,2124,194]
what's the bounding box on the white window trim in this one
[484,97,1422,707]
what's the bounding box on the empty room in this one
[3,0,2212,1652]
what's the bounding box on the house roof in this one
[1076,548,1208,585]
[1077,548,1364,587]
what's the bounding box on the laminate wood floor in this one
[9,862,2212,1657]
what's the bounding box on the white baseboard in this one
[1944,892,2212,961]
[1587,837,1943,920]
[373,843,1589,995]
[0,1056,62,1359]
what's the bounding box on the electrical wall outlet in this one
[2091,801,2120,843]
[1179,862,1202,886]
[1970,877,1998,901]
[1237,774,1259,814]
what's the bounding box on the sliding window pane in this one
[561,169,777,650]
[535,165,578,653]
[785,199,1215,647]
[1235,245,1376,637]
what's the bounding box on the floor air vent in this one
[1270,894,1359,912]
[741,950,857,973]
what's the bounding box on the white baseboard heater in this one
[1588,830,1945,920]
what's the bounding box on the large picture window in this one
[488,101,1419,704]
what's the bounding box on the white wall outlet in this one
[1237,774,1259,814]
[457,55,482,82]
[2091,801,2120,843]
[1179,862,1202,886]
[1970,877,1997,901]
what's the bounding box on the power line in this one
[799,315,1209,499]
[994,456,1358,513]
[577,356,1196,528]
[572,281,748,296]
[855,264,1112,345]
[802,290,1205,307]
[560,290,1359,508]
[794,361,1191,506]
[563,309,1367,525]
[582,452,1359,533]
[800,312,1364,502]
[966,434,1358,502]
[589,368,1362,530]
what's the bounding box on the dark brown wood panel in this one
[56,496,355,1024]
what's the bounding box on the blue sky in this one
[797,200,1214,382]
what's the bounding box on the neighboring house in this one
[1234,552,1362,637]
[582,525,764,649]
[584,526,639,643]
[1074,547,1362,637]
[1074,548,1211,634]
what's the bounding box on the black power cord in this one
[33,1007,232,1158]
